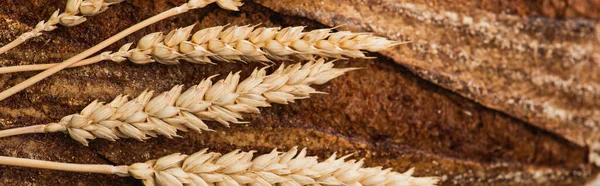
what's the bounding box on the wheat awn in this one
[0,147,439,185]
[0,0,242,102]
[0,59,355,146]
[0,24,404,74]
[0,0,125,55]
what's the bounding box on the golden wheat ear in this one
[0,59,356,146]
[0,0,126,55]
[0,24,405,74]
[0,0,242,102]
[0,147,439,185]
[130,147,440,186]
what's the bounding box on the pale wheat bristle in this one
[42,59,355,146]
[128,147,439,186]
[101,24,400,65]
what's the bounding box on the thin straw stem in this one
[0,156,129,176]
[0,4,189,102]
[0,55,104,74]
[0,125,46,138]
[0,38,25,55]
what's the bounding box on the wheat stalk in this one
[0,59,355,146]
[0,0,242,102]
[0,24,403,74]
[0,147,439,185]
[0,0,125,55]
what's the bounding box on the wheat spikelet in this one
[0,0,125,55]
[0,24,402,74]
[37,59,355,145]
[128,147,439,186]
[0,148,438,185]
[103,24,403,65]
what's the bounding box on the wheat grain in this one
[0,0,243,102]
[0,0,125,55]
[0,59,355,145]
[129,147,439,186]
[0,147,438,185]
[0,24,404,74]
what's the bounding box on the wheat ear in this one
[0,24,404,74]
[0,59,355,146]
[0,0,125,55]
[130,147,439,186]
[0,0,242,102]
[0,147,439,185]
